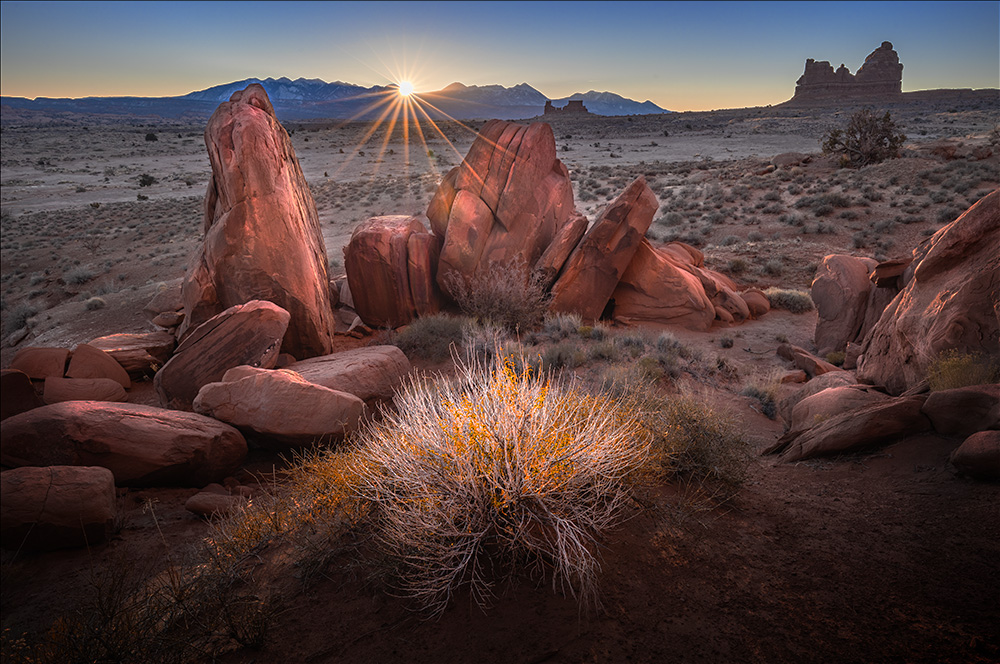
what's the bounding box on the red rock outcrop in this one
[856,190,1000,394]
[193,367,364,445]
[1,402,247,487]
[788,41,903,104]
[550,177,657,320]
[428,119,577,300]
[1,466,116,551]
[344,216,442,328]
[179,83,336,358]
[154,300,289,411]
[811,255,877,357]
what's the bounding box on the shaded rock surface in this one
[66,343,131,389]
[1,402,247,487]
[154,300,289,411]
[9,347,69,380]
[1,466,116,551]
[88,331,176,377]
[950,430,1000,481]
[179,83,336,358]
[1,369,43,420]
[193,367,364,445]
[857,190,1000,394]
[43,377,128,404]
[811,254,877,357]
[921,385,1000,437]
[286,345,411,405]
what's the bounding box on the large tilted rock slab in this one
[286,345,411,405]
[1,466,116,551]
[950,430,1000,481]
[344,216,443,328]
[777,370,857,427]
[550,176,657,320]
[89,331,176,377]
[429,119,577,299]
[193,367,364,445]
[787,385,892,434]
[811,254,877,357]
[857,190,1000,394]
[0,402,247,487]
[154,300,289,411]
[66,343,131,389]
[179,83,337,358]
[610,238,715,330]
[773,395,931,462]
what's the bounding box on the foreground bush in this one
[763,287,814,314]
[821,108,906,168]
[354,352,650,615]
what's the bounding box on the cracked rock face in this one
[180,83,337,359]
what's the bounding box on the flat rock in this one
[1,466,116,551]
[44,377,128,404]
[950,430,1000,481]
[9,347,69,380]
[778,370,857,425]
[1,402,247,487]
[66,343,131,388]
[286,345,412,405]
[193,367,365,445]
[89,331,176,377]
[185,491,246,517]
[154,300,289,411]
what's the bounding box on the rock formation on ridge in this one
[787,41,903,104]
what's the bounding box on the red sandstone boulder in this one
[1,466,116,551]
[66,343,130,389]
[777,370,857,426]
[921,384,1000,436]
[811,254,877,357]
[777,343,842,378]
[193,367,365,445]
[9,347,69,380]
[431,120,577,299]
[551,177,657,320]
[788,385,892,433]
[772,395,931,462]
[344,215,442,328]
[286,345,411,405]
[0,402,246,487]
[534,211,589,290]
[154,300,289,411]
[950,430,1000,481]
[43,377,127,404]
[857,191,1000,394]
[144,281,183,320]
[179,83,336,359]
[610,239,715,330]
[89,331,176,377]
[1,369,43,420]
[741,289,771,318]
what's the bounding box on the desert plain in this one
[1,90,999,663]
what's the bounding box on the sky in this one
[1,1,997,111]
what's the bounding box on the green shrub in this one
[825,351,846,367]
[926,349,1000,391]
[390,314,470,362]
[763,287,814,313]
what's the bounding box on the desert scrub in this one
[84,296,106,311]
[926,349,1000,391]
[443,256,549,331]
[2,301,37,335]
[353,352,650,615]
[390,314,472,362]
[763,287,814,314]
[65,265,97,285]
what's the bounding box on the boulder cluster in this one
[768,189,999,479]
[345,118,770,330]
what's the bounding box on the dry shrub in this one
[443,256,550,331]
[353,351,650,615]
[390,313,472,362]
[926,349,1000,391]
[763,287,814,314]
[821,108,906,168]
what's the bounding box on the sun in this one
[397,80,415,97]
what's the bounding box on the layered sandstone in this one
[787,41,903,104]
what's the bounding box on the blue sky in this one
[1,1,997,111]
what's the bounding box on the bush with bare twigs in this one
[821,108,906,168]
[442,256,550,331]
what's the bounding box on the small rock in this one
[950,430,1000,481]
[185,491,246,517]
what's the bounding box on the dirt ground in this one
[1,92,999,663]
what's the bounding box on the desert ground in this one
[1,92,999,663]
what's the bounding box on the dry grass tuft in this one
[926,349,1000,391]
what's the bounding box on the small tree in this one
[144,132,158,142]
[822,108,906,168]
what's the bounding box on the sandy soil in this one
[1,93,998,663]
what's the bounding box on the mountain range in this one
[1,77,669,122]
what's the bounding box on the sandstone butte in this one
[179,83,337,359]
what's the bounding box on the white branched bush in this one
[353,351,650,616]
